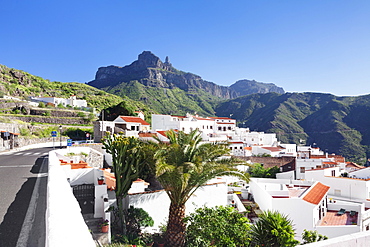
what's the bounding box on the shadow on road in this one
[0,156,47,247]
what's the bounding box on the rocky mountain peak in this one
[130,51,172,71]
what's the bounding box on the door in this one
[72,184,95,215]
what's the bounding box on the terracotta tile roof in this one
[302,182,330,205]
[138,133,157,138]
[310,155,345,163]
[306,167,326,171]
[119,116,150,125]
[346,162,364,169]
[244,147,252,150]
[323,162,337,165]
[156,130,168,137]
[209,117,234,120]
[171,115,186,118]
[156,130,178,138]
[229,141,243,144]
[194,117,214,121]
[216,122,235,124]
[262,147,282,152]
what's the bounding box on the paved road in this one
[0,147,54,247]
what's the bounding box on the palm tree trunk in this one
[165,202,186,247]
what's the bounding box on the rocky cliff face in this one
[88,51,283,100]
[230,79,285,96]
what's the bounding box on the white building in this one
[151,114,236,141]
[93,115,151,142]
[151,113,284,156]
[250,177,364,240]
[30,95,87,108]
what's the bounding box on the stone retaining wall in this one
[7,116,89,124]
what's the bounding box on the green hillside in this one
[102,78,221,116]
[0,64,147,112]
[215,92,370,162]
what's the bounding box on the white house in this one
[30,95,87,108]
[250,177,364,240]
[93,115,151,142]
[113,116,150,132]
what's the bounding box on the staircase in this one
[83,214,110,245]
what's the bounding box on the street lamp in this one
[59,125,62,147]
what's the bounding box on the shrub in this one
[185,206,250,247]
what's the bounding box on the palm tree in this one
[249,210,299,247]
[154,130,248,247]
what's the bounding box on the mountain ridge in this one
[215,92,370,162]
[87,51,285,115]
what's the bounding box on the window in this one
[210,126,213,129]
[240,147,243,149]
[218,127,221,131]
[228,127,231,130]
[331,170,335,177]
[300,167,305,173]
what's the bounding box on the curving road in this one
[0,147,54,247]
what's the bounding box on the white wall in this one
[305,170,369,201]
[296,159,323,179]
[47,150,95,247]
[316,225,361,239]
[276,170,295,180]
[303,230,370,247]
[69,168,95,185]
[249,178,274,210]
[127,182,228,229]
[349,167,370,179]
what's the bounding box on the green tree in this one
[249,210,299,247]
[102,135,146,235]
[249,163,280,178]
[124,206,154,241]
[185,205,250,247]
[301,229,328,244]
[154,130,248,247]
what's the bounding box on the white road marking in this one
[16,157,47,247]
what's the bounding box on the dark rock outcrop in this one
[88,51,284,100]
[230,79,285,96]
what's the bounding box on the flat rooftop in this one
[319,210,358,226]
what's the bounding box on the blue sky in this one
[1,0,369,96]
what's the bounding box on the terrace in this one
[319,210,358,226]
